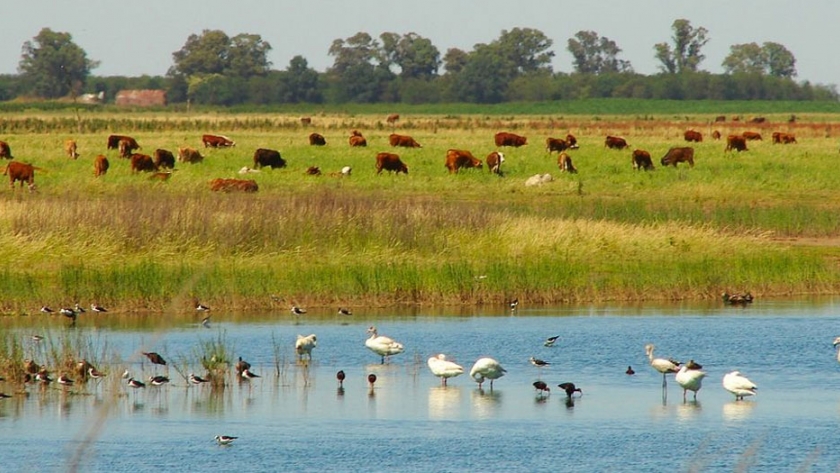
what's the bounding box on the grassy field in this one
[0,107,839,313]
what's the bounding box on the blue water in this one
[2,298,840,472]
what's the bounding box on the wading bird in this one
[469,358,506,390]
[427,354,464,386]
[365,326,404,364]
[295,334,317,360]
[723,371,757,401]
[558,382,583,399]
[645,344,680,389]
[336,370,346,388]
[543,335,560,347]
[215,435,237,445]
[675,361,706,401]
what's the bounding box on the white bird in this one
[365,326,404,364]
[469,357,506,390]
[675,363,707,401]
[427,354,464,386]
[90,303,107,313]
[645,343,680,389]
[189,373,210,385]
[833,337,840,363]
[291,306,307,316]
[340,166,352,176]
[215,435,237,445]
[723,371,757,401]
[295,334,317,360]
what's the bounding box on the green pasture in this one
[0,110,839,313]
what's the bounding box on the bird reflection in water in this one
[470,387,502,419]
[428,386,462,419]
[722,401,756,422]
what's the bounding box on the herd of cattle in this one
[0,122,804,192]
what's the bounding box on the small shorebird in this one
[722,292,754,306]
[40,306,54,314]
[0,393,11,399]
[291,306,307,316]
[127,378,146,389]
[558,382,583,399]
[36,370,53,384]
[74,303,86,314]
[148,375,170,386]
[189,373,210,385]
[235,357,251,377]
[196,302,211,312]
[529,357,550,368]
[31,335,44,343]
[122,369,130,379]
[57,374,75,386]
[142,352,167,367]
[88,367,106,380]
[626,366,636,375]
[215,435,237,445]
[59,307,77,322]
[338,307,352,316]
[241,368,260,379]
[90,303,108,313]
[336,370,346,387]
[509,298,519,311]
[543,335,560,347]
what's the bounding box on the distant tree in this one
[280,56,322,103]
[328,32,393,102]
[379,32,441,79]
[567,30,633,74]
[442,48,469,75]
[328,32,381,74]
[451,44,512,103]
[169,30,271,79]
[492,27,554,75]
[18,28,99,98]
[654,19,709,73]
[722,42,796,78]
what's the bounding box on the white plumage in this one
[469,357,506,390]
[675,364,706,401]
[645,344,680,388]
[723,371,757,400]
[427,354,464,386]
[833,337,840,363]
[365,326,404,364]
[295,334,317,360]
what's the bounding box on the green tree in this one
[492,27,554,75]
[451,44,511,103]
[567,30,633,74]
[280,56,322,103]
[763,42,797,78]
[722,42,796,78]
[328,32,393,102]
[18,28,99,98]
[654,19,709,73]
[169,30,271,79]
[228,33,273,77]
[328,32,380,74]
[442,48,469,75]
[379,32,440,79]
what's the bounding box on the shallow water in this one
[3,298,840,472]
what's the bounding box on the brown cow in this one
[386,114,400,125]
[309,133,326,146]
[349,130,367,147]
[93,155,109,177]
[494,132,527,147]
[714,115,726,123]
[749,117,766,124]
[632,150,654,171]
[684,130,703,142]
[712,130,721,140]
[486,151,504,175]
[605,135,629,149]
[772,132,797,144]
[375,152,408,174]
[725,135,748,152]
[130,153,158,173]
[107,135,139,151]
[253,148,286,169]
[209,178,258,193]
[557,152,577,174]
[0,140,12,159]
[445,149,482,173]
[389,133,422,148]
[3,161,37,190]
[565,134,579,149]
[178,147,204,164]
[118,138,140,158]
[546,137,570,153]
[660,147,695,167]
[742,131,762,141]
[202,134,235,148]
[153,149,176,169]
[300,117,312,126]
[65,140,79,159]
[305,166,322,176]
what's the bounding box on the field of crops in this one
[1,107,839,313]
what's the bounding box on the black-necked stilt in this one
[215,435,237,445]
[58,374,74,386]
[59,307,77,322]
[558,382,583,398]
[127,378,145,389]
[722,291,754,306]
[626,366,635,375]
[74,303,86,314]
[88,367,106,380]
[148,375,170,386]
[142,352,167,367]
[0,393,11,399]
[235,357,251,376]
[509,298,519,310]
[529,357,550,368]
[196,302,211,312]
[241,368,260,379]
[40,306,53,314]
[189,373,209,385]
[291,306,307,316]
[533,380,550,394]
[201,316,211,328]
[543,335,560,347]
[338,307,352,316]
[31,335,44,343]
[90,303,107,313]
[35,370,53,384]
[336,370,346,387]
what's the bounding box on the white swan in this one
[365,326,404,364]
[833,337,840,363]
[723,371,757,400]
[675,363,706,401]
[427,354,464,386]
[645,344,680,388]
[469,357,506,390]
[295,334,317,360]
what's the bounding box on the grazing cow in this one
[714,115,726,123]
[486,151,505,175]
[65,140,79,159]
[178,147,204,164]
[309,133,326,146]
[684,130,703,142]
[565,134,579,149]
[300,117,312,126]
[660,147,695,167]
[93,155,109,177]
[375,152,408,174]
[107,135,139,151]
[725,135,748,152]
[749,117,766,124]
[772,132,797,144]
[742,131,762,141]
[253,148,286,169]
[494,132,527,147]
[0,141,11,159]
[349,130,367,147]
[605,135,629,150]
[130,153,158,173]
[209,178,258,193]
[389,133,422,148]
[3,161,37,191]
[631,149,654,171]
[557,152,577,174]
[712,130,721,140]
[153,149,176,169]
[386,114,400,124]
[546,137,570,153]
[118,138,140,158]
[202,134,235,148]
[445,149,483,173]
[305,166,322,176]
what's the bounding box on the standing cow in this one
[557,152,577,174]
[154,149,176,169]
[93,155,109,177]
[65,140,79,159]
[0,141,13,159]
[632,150,654,171]
[660,147,695,167]
[725,135,748,152]
[486,151,504,175]
[684,130,703,142]
[253,148,286,169]
[445,149,483,173]
[4,161,37,191]
[202,134,235,148]
[375,153,408,174]
[130,154,158,173]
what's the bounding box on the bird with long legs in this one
[533,381,550,397]
[427,354,464,386]
[723,371,757,401]
[365,326,404,364]
[469,357,506,390]
[645,344,680,390]
[558,382,583,399]
[142,352,167,374]
[675,360,706,401]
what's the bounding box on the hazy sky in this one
[3,0,837,87]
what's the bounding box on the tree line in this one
[2,20,836,105]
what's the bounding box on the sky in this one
[3,0,838,87]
